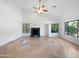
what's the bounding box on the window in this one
[51,24,59,33]
[23,24,30,33]
[65,20,79,37]
[78,20,79,37]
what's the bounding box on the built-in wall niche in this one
[65,20,79,37]
[22,24,30,33]
[51,24,59,33]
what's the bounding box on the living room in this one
[0,0,79,58]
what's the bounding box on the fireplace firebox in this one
[31,28,40,37]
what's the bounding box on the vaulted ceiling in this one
[0,0,79,17]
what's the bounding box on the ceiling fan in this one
[33,0,48,14]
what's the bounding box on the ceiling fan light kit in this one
[33,0,48,14]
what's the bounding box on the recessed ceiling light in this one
[52,5,56,8]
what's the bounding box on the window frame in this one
[65,20,79,38]
[51,23,59,33]
[22,23,30,33]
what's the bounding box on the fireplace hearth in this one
[30,28,40,37]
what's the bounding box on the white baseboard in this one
[0,34,22,46]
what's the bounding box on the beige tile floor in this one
[0,37,79,58]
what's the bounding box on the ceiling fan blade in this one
[42,10,48,12]
[33,9,38,13]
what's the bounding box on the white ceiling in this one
[1,0,79,17]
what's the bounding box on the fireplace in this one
[31,28,40,37]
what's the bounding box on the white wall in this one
[0,2,22,46]
[22,13,59,37]
[59,8,79,45]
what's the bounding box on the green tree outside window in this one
[65,20,79,37]
[51,24,59,33]
[23,24,30,33]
